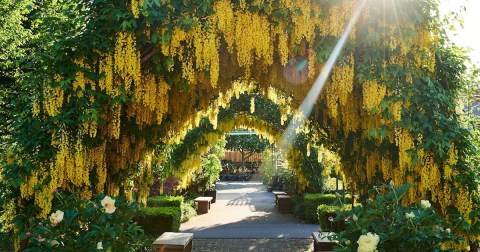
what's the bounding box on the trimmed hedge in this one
[147,196,183,208]
[317,204,352,232]
[303,193,351,223]
[136,207,181,236]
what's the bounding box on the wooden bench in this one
[194,196,213,214]
[152,232,193,252]
[272,191,287,207]
[277,195,293,214]
[312,232,336,252]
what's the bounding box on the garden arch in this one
[5,0,477,241]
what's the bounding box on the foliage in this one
[209,137,227,159]
[200,154,223,190]
[146,196,196,223]
[225,133,269,156]
[287,133,327,192]
[323,177,346,193]
[329,184,463,252]
[0,0,34,152]
[303,193,351,224]
[259,149,276,186]
[318,204,352,232]
[180,199,197,223]
[136,207,181,236]
[19,192,145,251]
[147,196,183,208]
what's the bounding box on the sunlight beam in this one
[279,0,368,152]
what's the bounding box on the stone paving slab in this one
[192,238,313,252]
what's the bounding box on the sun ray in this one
[279,0,368,152]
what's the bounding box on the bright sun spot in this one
[439,0,480,65]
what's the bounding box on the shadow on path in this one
[180,181,318,239]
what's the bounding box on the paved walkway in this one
[180,181,318,251]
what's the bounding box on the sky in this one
[439,0,480,65]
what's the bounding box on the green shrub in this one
[20,192,146,251]
[181,199,197,223]
[329,184,462,251]
[147,196,183,208]
[137,207,181,236]
[317,204,352,232]
[303,193,351,223]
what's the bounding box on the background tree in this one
[225,132,269,170]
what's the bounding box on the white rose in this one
[49,210,64,226]
[405,212,415,219]
[101,196,116,214]
[420,200,431,209]
[97,241,103,250]
[352,214,358,221]
[357,232,380,252]
[446,228,451,234]
[389,180,394,186]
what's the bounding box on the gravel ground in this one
[192,238,313,252]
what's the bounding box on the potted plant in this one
[201,154,222,203]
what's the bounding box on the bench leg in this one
[197,202,209,214]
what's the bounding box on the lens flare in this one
[283,56,309,84]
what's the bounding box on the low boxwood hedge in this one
[317,204,352,232]
[147,196,183,208]
[303,193,351,223]
[136,207,181,236]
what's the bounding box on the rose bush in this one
[329,184,463,252]
[19,191,149,251]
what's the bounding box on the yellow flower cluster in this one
[52,131,90,188]
[131,0,142,18]
[366,151,380,183]
[88,143,107,193]
[250,97,255,114]
[43,82,64,117]
[108,104,122,139]
[319,1,354,38]
[129,73,170,126]
[213,0,235,52]
[234,11,273,69]
[284,149,308,191]
[217,113,280,145]
[332,55,355,107]
[194,29,220,87]
[290,0,317,44]
[99,53,115,95]
[455,186,473,224]
[362,80,387,112]
[276,26,289,65]
[395,128,414,174]
[114,32,141,92]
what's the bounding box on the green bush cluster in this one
[146,196,196,223]
[136,207,181,236]
[303,193,351,223]
[317,204,352,232]
[147,196,183,208]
